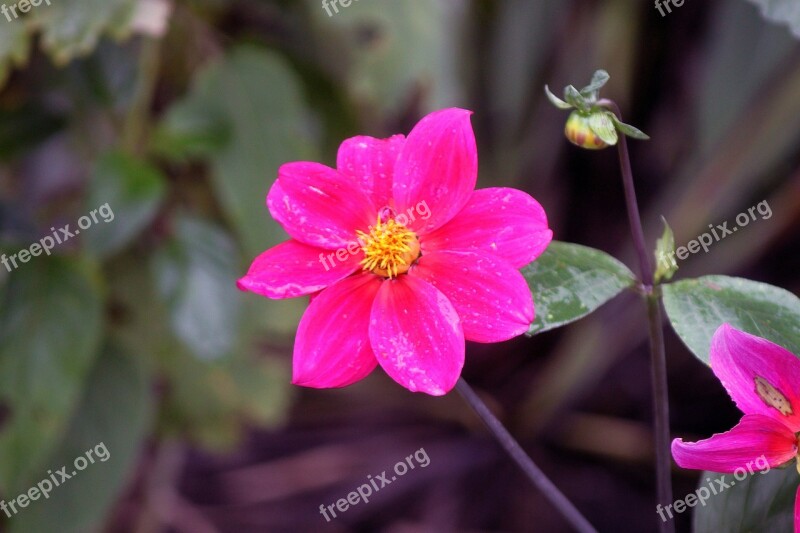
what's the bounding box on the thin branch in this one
[456,378,597,533]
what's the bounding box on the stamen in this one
[356,215,420,278]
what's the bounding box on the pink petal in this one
[409,251,533,343]
[671,414,797,473]
[337,135,405,208]
[237,239,363,299]
[267,162,375,249]
[369,275,464,395]
[292,273,382,388]
[711,324,800,430]
[392,108,478,234]
[423,187,553,268]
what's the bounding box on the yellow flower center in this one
[357,216,420,278]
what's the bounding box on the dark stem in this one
[608,103,653,285]
[456,378,597,533]
[647,293,674,532]
[600,99,674,533]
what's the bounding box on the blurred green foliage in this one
[0,0,473,526]
[0,0,140,84]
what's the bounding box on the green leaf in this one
[654,216,678,283]
[159,351,292,449]
[0,258,103,493]
[0,21,31,88]
[150,104,231,160]
[28,0,138,65]
[310,0,463,113]
[544,85,573,110]
[104,250,182,369]
[563,85,589,112]
[522,241,636,335]
[151,215,241,361]
[83,152,167,258]
[608,113,651,140]
[662,275,800,365]
[588,111,619,145]
[694,467,798,532]
[156,45,318,258]
[105,250,291,450]
[744,0,800,38]
[9,345,153,533]
[153,46,312,338]
[228,356,292,426]
[580,69,610,99]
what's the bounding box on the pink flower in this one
[237,108,552,395]
[672,324,800,529]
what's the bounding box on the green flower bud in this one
[564,111,610,150]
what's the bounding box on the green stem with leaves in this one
[601,99,675,533]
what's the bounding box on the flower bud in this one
[564,111,609,150]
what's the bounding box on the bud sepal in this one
[545,69,650,149]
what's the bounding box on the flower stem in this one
[122,38,161,156]
[647,293,674,529]
[600,99,675,533]
[608,106,653,285]
[455,378,597,533]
